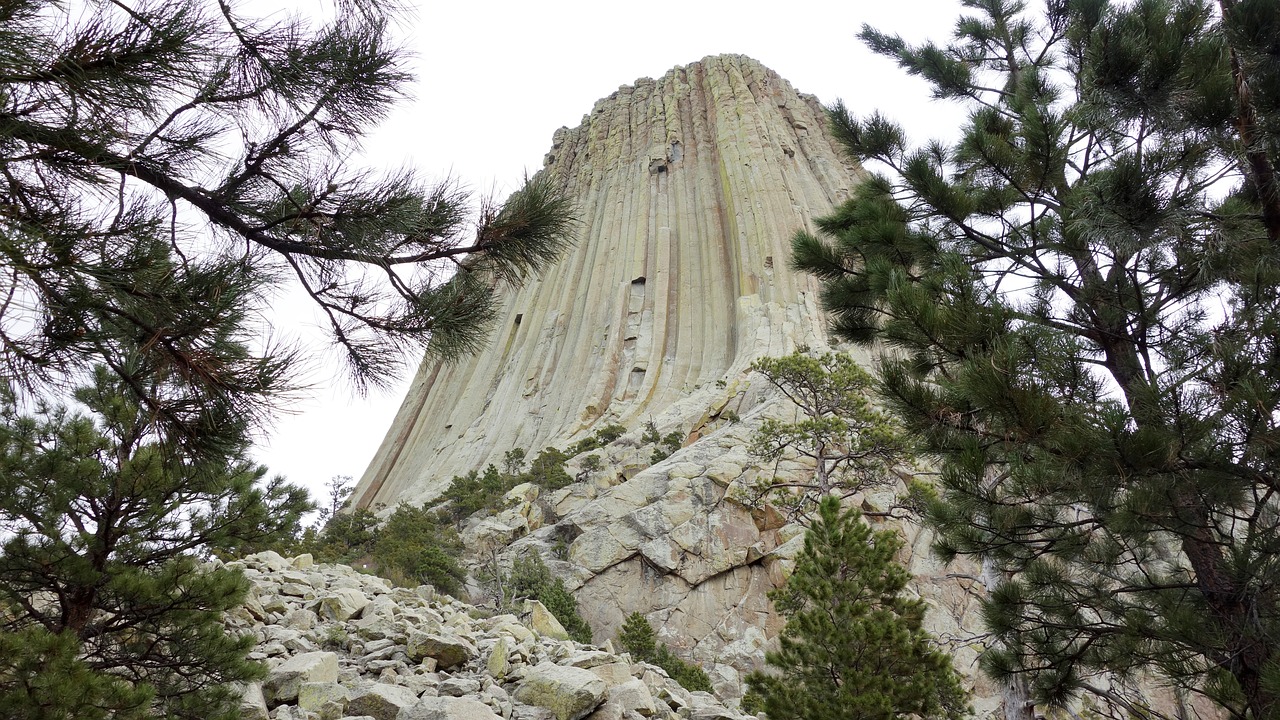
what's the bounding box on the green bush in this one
[526,447,572,491]
[371,503,466,594]
[617,612,713,692]
[565,423,628,457]
[438,464,517,525]
[506,553,593,643]
[300,502,465,595]
[307,506,380,562]
[641,421,661,445]
[650,430,684,464]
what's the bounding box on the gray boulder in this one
[514,662,607,720]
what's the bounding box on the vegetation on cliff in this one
[617,612,714,693]
[747,351,912,518]
[797,0,1280,716]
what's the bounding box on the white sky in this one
[250,0,970,500]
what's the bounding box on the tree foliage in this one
[0,369,311,719]
[748,351,910,516]
[0,0,576,450]
[295,500,464,596]
[616,612,714,693]
[796,0,1280,716]
[745,497,968,720]
[503,553,593,644]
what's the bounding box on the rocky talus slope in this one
[227,551,751,720]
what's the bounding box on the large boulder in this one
[523,599,569,640]
[315,587,371,622]
[264,651,339,704]
[602,679,656,717]
[298,682,351,719]
[398,696,503,720]
[238,682,269,720]
[347,683,421,720]
[406,630,477,669]
[514,662,608,720]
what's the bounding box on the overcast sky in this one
[251,0,970,499]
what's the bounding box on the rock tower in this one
[353,54,862,511]
[349,52,1001,707]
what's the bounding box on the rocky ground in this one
[224,551,753,720]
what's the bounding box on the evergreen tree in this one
[796,0,1280,716]
[0,0,576,451]
[749,351,911,516]
[370,503,466,595]
[617,612,660,661]
[616,612,714,693]
[746,496,968,720]
[504,553,593,644]
[0,368,312,719]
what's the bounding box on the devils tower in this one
[353,54,863,511]
[346,52,997,701]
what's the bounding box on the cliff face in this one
[352,55,993,715]
[353,54,859,511]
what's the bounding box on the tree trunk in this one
[1176,493,1276,720]
[983,556,1037,720]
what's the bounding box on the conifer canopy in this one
[796,0,1280,717]
[745,496,969,720]
[0,0,576,449]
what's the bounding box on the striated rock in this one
[353,53,850,511]
[514,663,608,720]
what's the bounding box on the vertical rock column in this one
[354,54,863,510]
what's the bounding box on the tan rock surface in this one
[352,54,857,511]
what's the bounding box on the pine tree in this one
[0,0,576,452]
[745,496,968,720]
[749,351,911,516]
[0,368,312,719]
[795,0,1280,716]
[616,612,714,693]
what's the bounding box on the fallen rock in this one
[238,682,269,720]
[315,587,371,622]
[524,600,570,641]
[604,679,656,716]
[346,682,420,720]
[514,662,608,720]
[399,696,504,720]
[264,651,339,704]
[298,681,351,718]
[407,630,478,670]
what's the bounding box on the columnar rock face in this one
[351,54,997,712]
[353,54,860,510]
